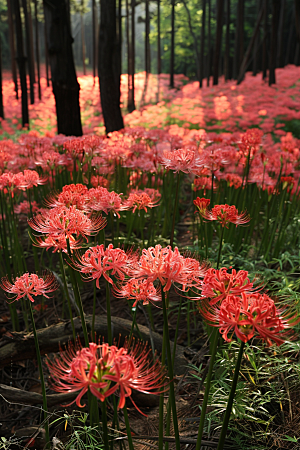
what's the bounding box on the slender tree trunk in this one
[237,0,265,84]
[7,0,18,99]
[34,0,41,100]
[116,0,122,103]
[213,0,224,85]
[276,0,285,67]
[92,0,97,82]
[129,0,135,111]
[252,0,260,75]
[22,0,34,104]
[170,0,175,88]
[0,37,4,119]
[269,0,279,85]
[224,0,230,80]
[157,0,161,101]
[140,0,150,107]
[81,0,86,75]
[43,0,82,136]
[43,15,50,87]
[262,0,268,79]
[294,42,300,65]
[285,8,294,66]
[14,0,29,127]
[295,0,300,42]
[98,0,124,133]
[207,0,211,86]
[199,0,206,87]
[126,0,132,110]
[233,0,244,79]
[182,0,200,81]
[27,0,36,83]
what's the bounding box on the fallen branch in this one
[0,315,187,375]
[0,383,76,407]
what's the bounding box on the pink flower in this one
[202,204,250,228]
[0,273,58,303]
[113,278,161,307]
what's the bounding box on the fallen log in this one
[0,314,187,375]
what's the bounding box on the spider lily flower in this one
[198,292,299,346]
[0,272,58,303]
[113,278,162,307]
[201,204,250,228]
[45,184,89,210]
[123,189,161,213]
[46,340,167,412]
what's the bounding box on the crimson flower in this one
[194,197,210,215]
[0,273,58,303]
[28,206,106,241]
[160,148,202,173]
[198,292,299,346]
[47,340,167,412]
[200,267,255,305]
[123,189,161,213]
[72,244,136,288]
[46,184,89,210]
[202,204,250,228]
[113,278,162,307]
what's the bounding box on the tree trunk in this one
[22,0,34,104]
[233,0,244,79]
[98,0,124,133]
[170,0,175,88]
[237,0,265,84]
[262,0,268,79]
[199,0,206,87]
[252,0,260,75]
[269,0,279,85]
[127,0,135,112]
[182,0,200,81]
[285,8,293,66]
[295,0,300,42]
[276,0,285,67]
[7,0,18,99]
[14,0,29,127]
[43,0,82,136]
[157,0,161,101]
[80,0,86,75]
[34,0,41,100]
[92,0,97,82]
[207,0,211,86]
[224,0,230,80]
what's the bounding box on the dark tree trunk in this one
[285,7,293,66]
[43,0,82,136]
[7,0,18,99]
[98,0,124,133]
[43,12,50,87]
[157,0,161,101]
[199,0,206,87]
[294,42,300,65]
[276,0,285,67]
[269,0,279,85]
[14,0,29,127]
[295,0,300,42]
[129,0,136,111]
[0,38,4,119]
[145,0,150,75]
[207,0,211,86]
[237,0,265,84]
[224,0,230,80]
[34,0,41,100]
[170,0,175,88]
[22,0,34,104]
[252,0,260,75]
[262,0,268,79]
[213,0,224,85]
[126,0,132,110]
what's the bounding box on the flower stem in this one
[105,279,112,345]
[170,172,181,248]
[216,340,245,450]
[123,404,135,450]
[28,302,50,448]
[59,252,76,342]
[216,226,224,269]
[195,328,219,450]
[101,399,109,449]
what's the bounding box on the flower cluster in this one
[0,272,58,303]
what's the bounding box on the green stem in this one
[59,252,76,342]
[105,279,112,345]
[29,302,50,448]
[92,281,97,341]
[161,289,181,450]
[123,404,135,450]
[195,329,219,450]
[170,172,181,248]
[101,399,109,449]
[216,340,245,450]
[216,226,225,269]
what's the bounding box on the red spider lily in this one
[198,292,299,346]
[90,175,109,188]
[72,244,136,288]
[46,184,89,210]
[123,189,161,213]
[113,278,162,307]
[0,273,58,303]
[14,200,39,216]
[87,187,124,217]
[194,197,210,215]
[199,267,255,305]
[133,245,206,292]
[159,148,202,173]
[19,170,48,190]
[46,340,167,412]
[28,206,106,241]
[35,150,69,170]
[202,204,250,228]
[33,234,84,253]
